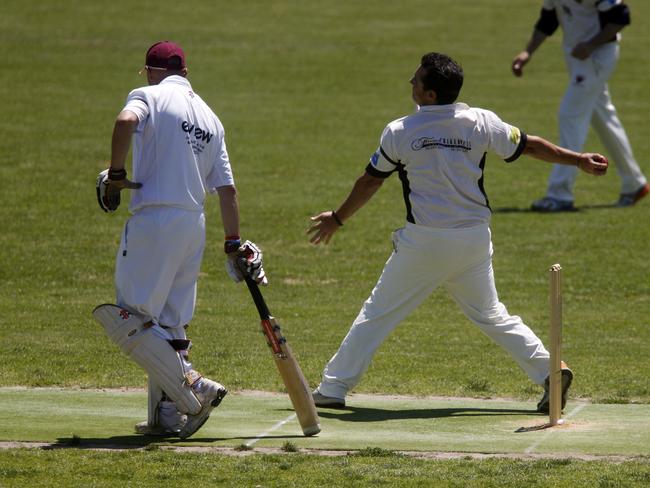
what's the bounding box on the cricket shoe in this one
[179,378,228,439]
[134,400,188,437]
[531,197,576,213]
[536,361,573,413]
[617,183,649,207]
[312,389,346,408]
[134,421,182,437]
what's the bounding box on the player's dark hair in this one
[420,52,464,104]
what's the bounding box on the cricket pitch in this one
[0,388,648,458]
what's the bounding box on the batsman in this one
[94,41,266,439]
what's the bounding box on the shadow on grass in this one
[493,202,618,213]
[317,405,536,422]
[48,433,304,449]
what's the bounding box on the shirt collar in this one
[160,75,192,88]
[417,102,468,112]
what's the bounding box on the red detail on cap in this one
[145,41,186,70]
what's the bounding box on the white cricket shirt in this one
[542,0,624,50]
[123,76,234,213]
[367,103,526,229]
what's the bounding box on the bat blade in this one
[266,316,321,436]
[243,276,321,436]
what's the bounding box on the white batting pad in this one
[147,377,164,428]
[92,304,202,415]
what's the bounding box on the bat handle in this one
[243,276,271,321]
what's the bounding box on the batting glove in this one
[96,169,120,212]
[225,240,268,285]
[96,168,142,213]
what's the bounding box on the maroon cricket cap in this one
[145,41,186,70]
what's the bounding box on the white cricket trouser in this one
[318,223,550,400]
[547,42,646,201]
[115,206,206,329]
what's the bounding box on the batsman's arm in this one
[110,110,138,173]
[307,171,384,245]
[523,135,608,176]
[216,185,240,239]
[108,110,141,189]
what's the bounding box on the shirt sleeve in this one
[481,109,528,163]
[207,133,235,191]
[596,0,624,13]
[124,89,150,132]
[365,125,400,178]
[535,6,559,36]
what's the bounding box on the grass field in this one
[2,0,649,485]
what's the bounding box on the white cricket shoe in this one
[134,400,188,436]
[312,389,346,408]
[179,378,228,439]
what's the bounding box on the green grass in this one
[2,0,650,484]
[2,449,649,488]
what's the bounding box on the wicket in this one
[549,264,563,426]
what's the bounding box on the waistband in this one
[404,221,489,235]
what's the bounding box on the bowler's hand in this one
[577,153,608,176]
[571,42,595,60]
[511,51,530,77]
[307,211,341,245]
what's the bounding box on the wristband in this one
[224,238,241,254]
[332,211,343,227]
[108,168,127,180]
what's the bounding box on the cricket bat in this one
[242,276,321,436]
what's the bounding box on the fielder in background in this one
[512,0,647,212]
[94,41,266,439]
[307,52,608,413]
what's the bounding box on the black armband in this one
[599,4,630,27]
[535,8,559,36]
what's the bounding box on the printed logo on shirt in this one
[411,137,471,152]
[370,151,380,166]
[181,121,214,143]
[509,127,522,145]
[181,120,214,154]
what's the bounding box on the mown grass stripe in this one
[245,413,298,448]
[524,403,588,454]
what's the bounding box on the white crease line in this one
[524,403,587,454]
[245,413,297,448]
